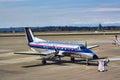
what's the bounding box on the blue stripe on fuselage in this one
[29,42,94,54]
[29,42,96,58]
[29,42,79,51]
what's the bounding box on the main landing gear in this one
[41,56,62,65]
[70,57,89,65]
[71,57,75,62]
[42,58,47,65]
[42,56,89,65]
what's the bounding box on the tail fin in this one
[25,27,46,43]
[25,27,34,43]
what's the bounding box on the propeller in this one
[85,41,87,48]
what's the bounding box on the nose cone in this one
[80,49,98,59]
[87,49,98,59]
[93,54,98,59]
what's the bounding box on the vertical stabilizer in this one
[25,27,34,43]
[25,27,46,43]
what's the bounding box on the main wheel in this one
[42,58,46,65]
[54,56,61,64]
[71,57,75,62]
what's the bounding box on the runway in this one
[0,34,120,80]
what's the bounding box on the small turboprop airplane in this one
[15,27,99,65]
[112,35,120,46]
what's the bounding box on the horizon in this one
[0,0,120,28]
[0,25,120,29]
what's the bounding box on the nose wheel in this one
[86,59,89,65]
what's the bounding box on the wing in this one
[87,45,99,49]
[14,50,56,56]
[14,51,41,55]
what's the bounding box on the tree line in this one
[0,25,120,33]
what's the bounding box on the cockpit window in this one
[80,46,86,49]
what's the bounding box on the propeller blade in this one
[85,41,87,48]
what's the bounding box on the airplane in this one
[112,35,120,46]
[15,27,99,65]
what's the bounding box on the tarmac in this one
[0,33,120,80]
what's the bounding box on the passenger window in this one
[77,47,81,50]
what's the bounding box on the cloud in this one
[0,1,120,27]
[93,8,120,12]
[103,21,120,24]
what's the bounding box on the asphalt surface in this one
[0,34,120,80]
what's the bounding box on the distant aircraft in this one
[15,27,99,65]
[112,35,120,46]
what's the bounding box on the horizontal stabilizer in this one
[14,50,56,56]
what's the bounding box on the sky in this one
[0,0,120,28]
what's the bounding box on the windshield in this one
[80,46,86,50]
